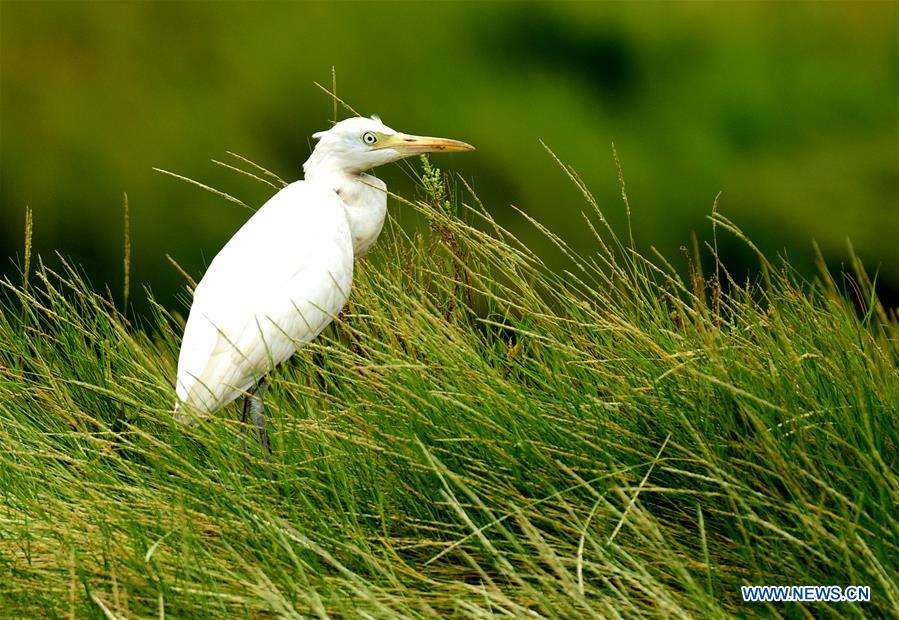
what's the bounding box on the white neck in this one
[303,147,363,179]
[303,157,387,257]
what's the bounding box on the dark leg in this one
[248,377,272,461]
[240,377,272,463]
[240,393,250,425]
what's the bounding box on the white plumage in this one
[174,117,473,422]
[175,181,354,414]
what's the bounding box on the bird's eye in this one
[362,132,378,145]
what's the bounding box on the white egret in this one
[174,117,474,455]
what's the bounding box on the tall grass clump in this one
[0,150,896,618]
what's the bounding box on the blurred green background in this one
[2,1,897,314]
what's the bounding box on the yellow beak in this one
[379,133,475,154]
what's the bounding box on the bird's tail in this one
[173,399,205,426]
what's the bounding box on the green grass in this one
[1,153,896,618]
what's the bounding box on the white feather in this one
[175,181,353,415]
[172,116,473,422]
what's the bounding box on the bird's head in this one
[304,116,474,177]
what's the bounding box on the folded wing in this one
[175,181,354,415]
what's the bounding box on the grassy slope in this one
[0,157,896,618]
